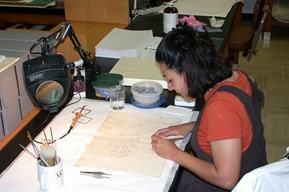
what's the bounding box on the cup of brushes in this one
[21,105,88,191]
[20,130,64,191]
[37,141,64,191]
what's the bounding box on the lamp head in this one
[23,54,72,113]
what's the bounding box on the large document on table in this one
[76,111,181,177]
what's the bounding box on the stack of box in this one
[0,30,51,139]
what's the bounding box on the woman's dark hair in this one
[155,23,232,98]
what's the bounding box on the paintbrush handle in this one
[19,144,37,159]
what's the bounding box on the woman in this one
[151,22,267,191]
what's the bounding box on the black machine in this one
[23,20,101,113]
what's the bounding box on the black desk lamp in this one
[23,20,101,113]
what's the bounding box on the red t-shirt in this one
[197,70,253,155]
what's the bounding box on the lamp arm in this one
[67,28,93,68]
[58,20,101,79]
[29,20,101,80]
[30,20,93,68]
[29,22,67,56]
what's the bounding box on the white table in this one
[0,94,197,192]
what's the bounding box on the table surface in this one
[0,93,197,192]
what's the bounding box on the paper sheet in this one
[109,57,167,89]
[95,28,154,58]
[173,0,241,17]
[76,111,182,177]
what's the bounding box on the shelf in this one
[0,3,64,25]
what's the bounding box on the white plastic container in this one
[131,81,163,105]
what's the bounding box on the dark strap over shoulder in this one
[176,72,267,192]
[215,75,267,178]
[194,83,267,171]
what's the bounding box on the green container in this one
[91,73,123,98]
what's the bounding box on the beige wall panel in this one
[64,0,129,25]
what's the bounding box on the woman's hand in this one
[151,135,182,160]
[151,122,195,160]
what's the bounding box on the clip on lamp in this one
[23,20,100,113]
[23,54,72,113]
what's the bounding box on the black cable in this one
[65,92,82,107]
[30,111,51,136]
[30,91,82,144]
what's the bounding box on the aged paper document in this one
[76,111,182,177]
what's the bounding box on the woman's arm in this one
[151,118,242,190]
[173,138,242,190]
[153,121,195,138]
[151,136,242,190]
